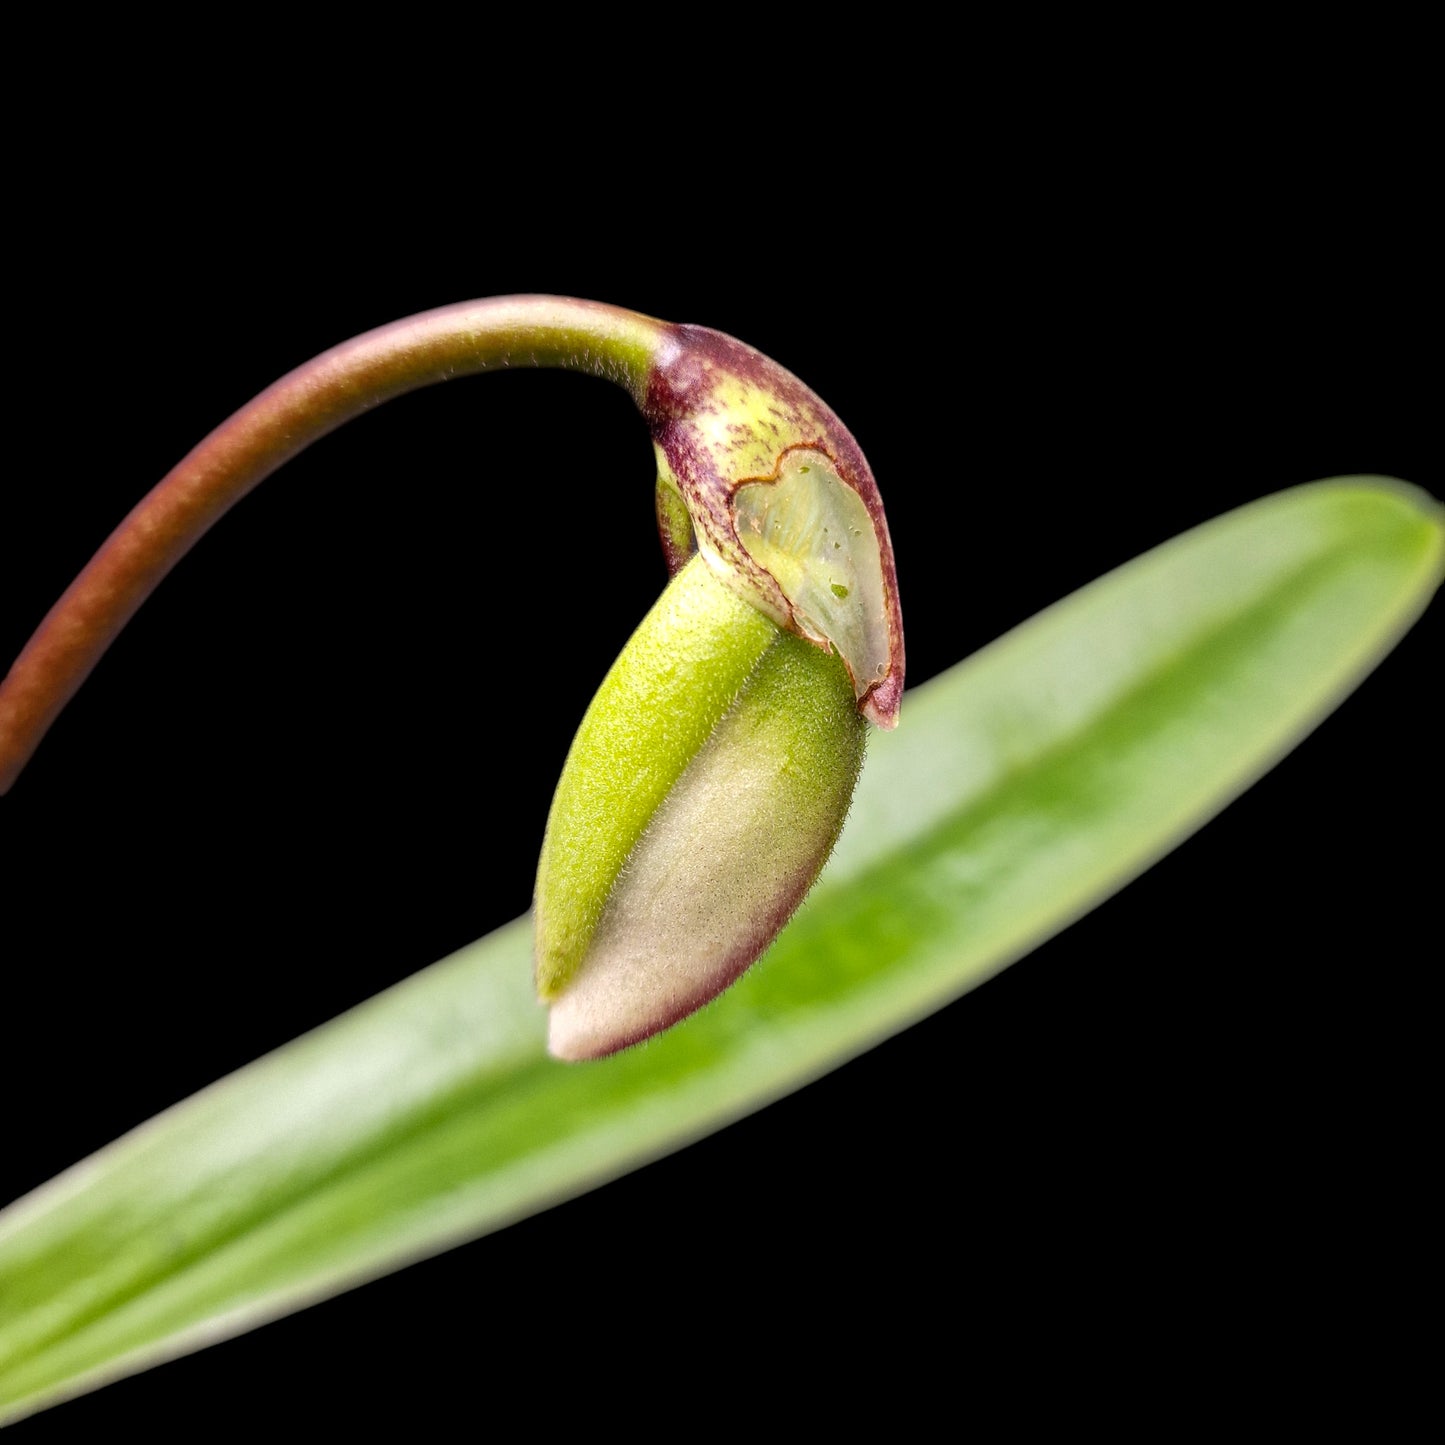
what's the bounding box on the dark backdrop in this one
[3,162,1437,1428]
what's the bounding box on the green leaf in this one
[1,477,1440,1423]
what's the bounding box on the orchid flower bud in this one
[0,294,901,1063]
[536,556,866,1060]
[536,323,903,1060]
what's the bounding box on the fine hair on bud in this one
[536,556,866,1060]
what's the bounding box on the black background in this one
[3,126,1438,1427]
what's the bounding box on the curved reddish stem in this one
[0,297,668,794]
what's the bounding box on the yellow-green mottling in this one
[673,367,834,479]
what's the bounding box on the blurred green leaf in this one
[2,477,1440,1423]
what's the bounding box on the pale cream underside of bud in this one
[547,731,814,1058]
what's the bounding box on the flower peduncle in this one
[0,299,904,797]
[0,297,666,794]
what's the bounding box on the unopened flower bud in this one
[534,315,904,1059]
[535,556,865,1060]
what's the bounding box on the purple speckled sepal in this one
[642,324,905,728]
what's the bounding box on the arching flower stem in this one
[2,297,906,796]
[0,298,666,794]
